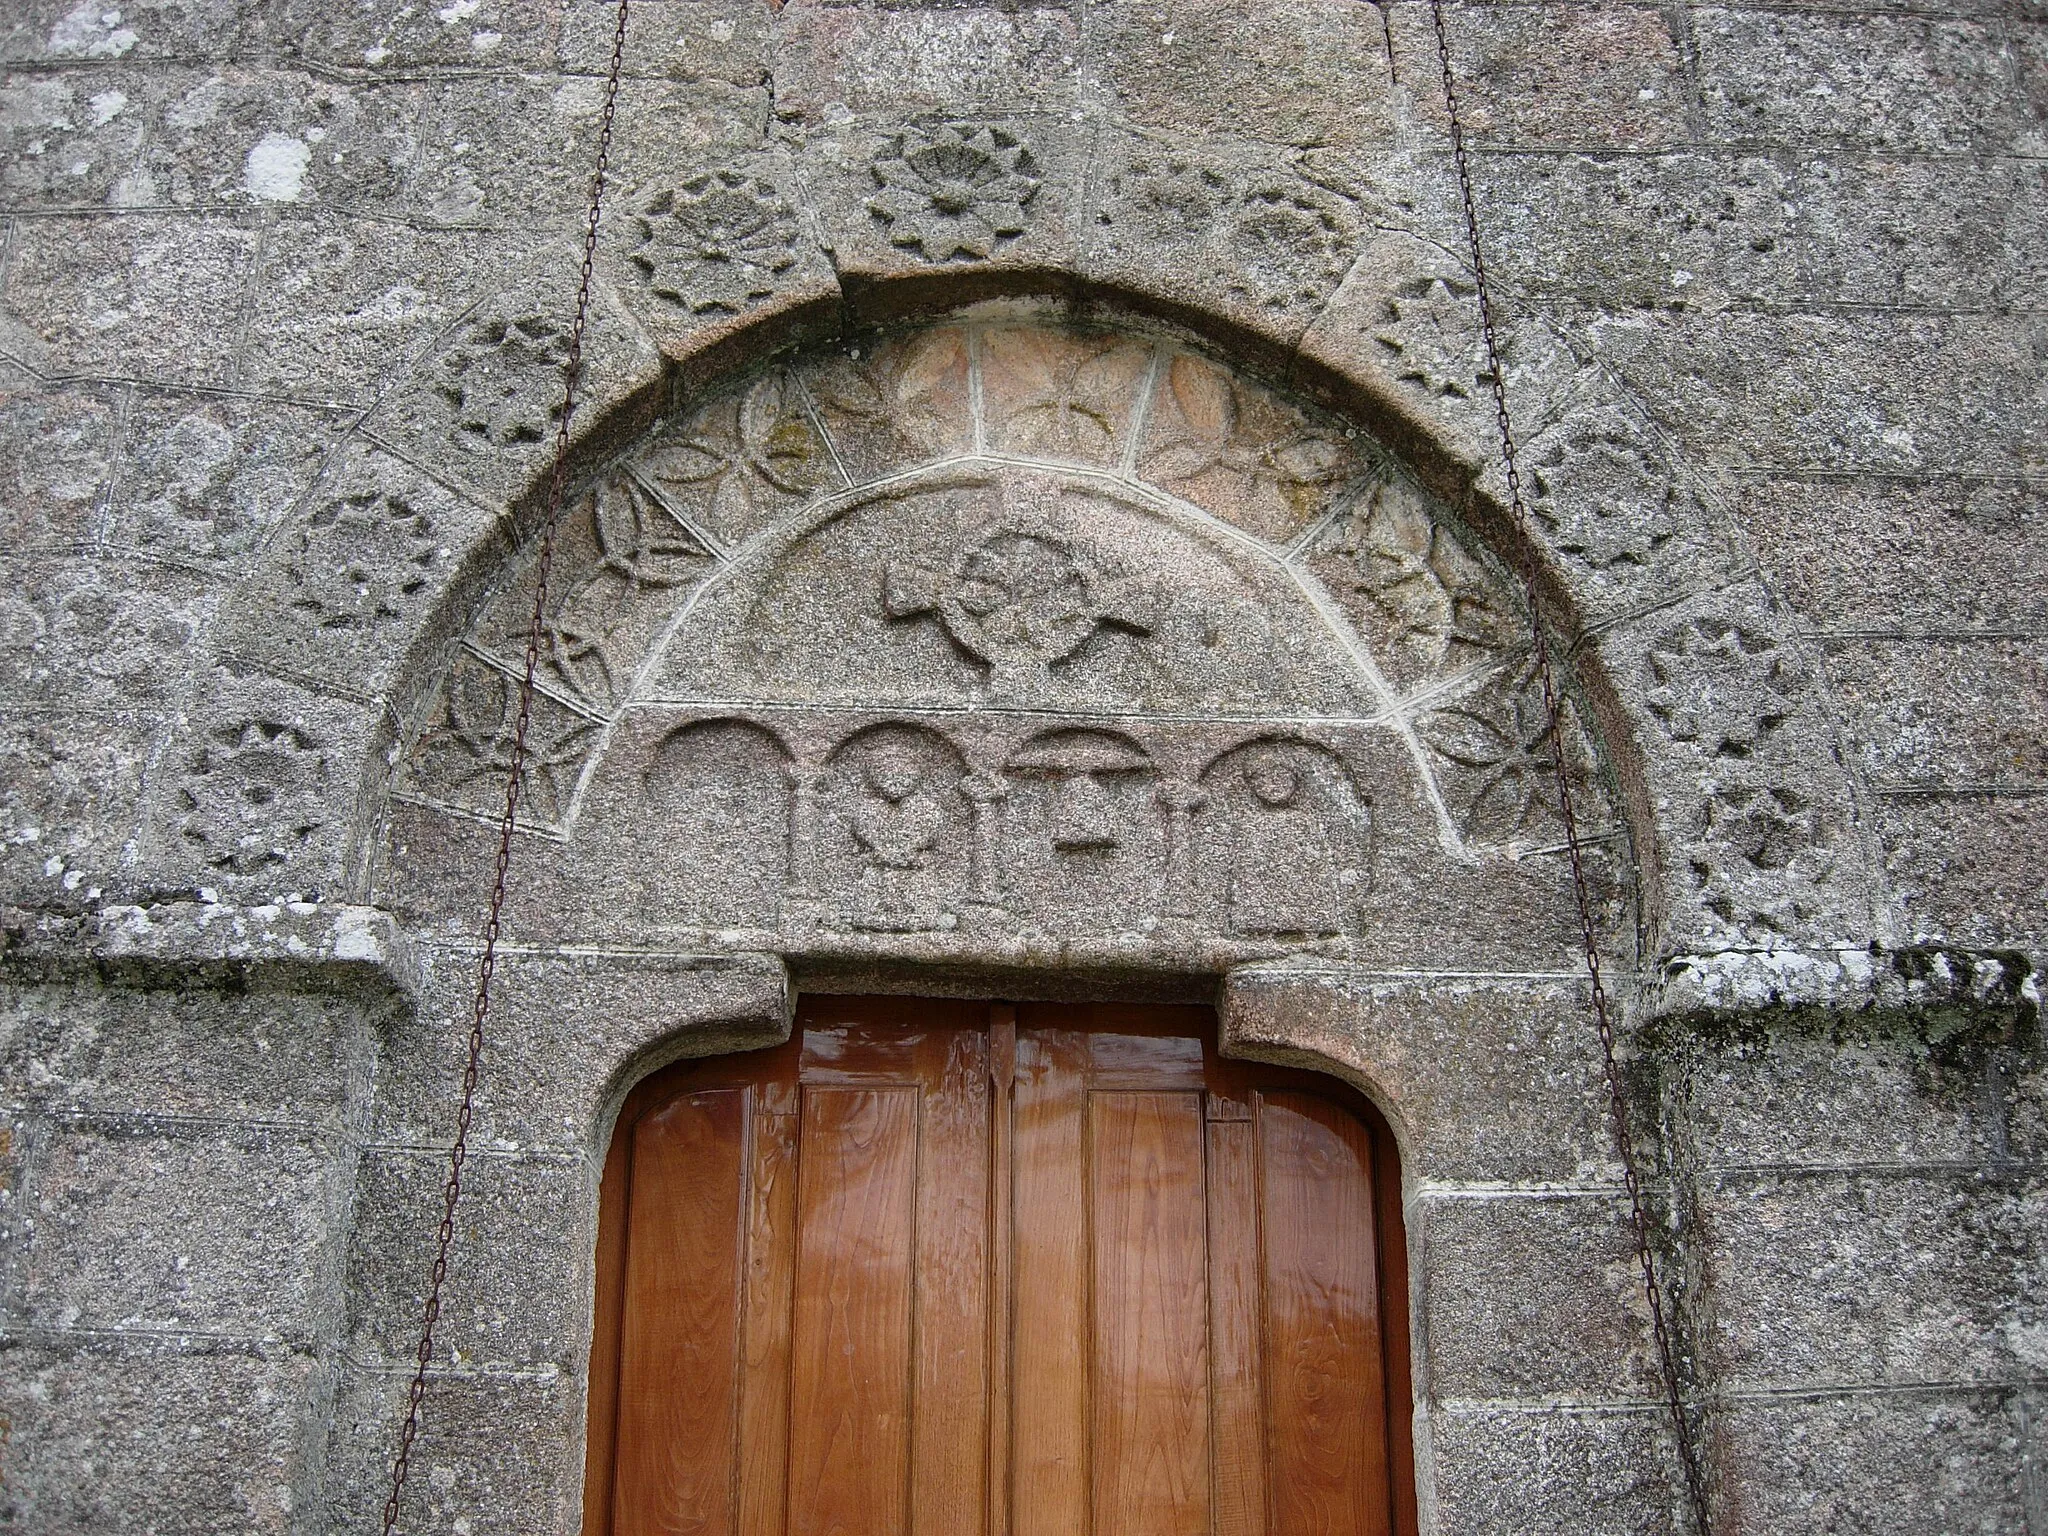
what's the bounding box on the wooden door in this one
[585,997,1415,1536]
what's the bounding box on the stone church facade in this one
[0,1,2042,1531]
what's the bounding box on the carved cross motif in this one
[885,527,1156,699]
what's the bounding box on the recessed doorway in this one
[585,995,1417,1536]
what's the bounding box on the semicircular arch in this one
[379,301,1643,980]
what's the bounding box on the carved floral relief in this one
[283,488,444,637]
[795,327,975,483]
[1138,353,1359,544]
[180,719,330,876]
[1421,657,1608,848]
[978,327,1154,468]
[636,371,841,548]
[1303,474,1514,692]
[475,474,713,713]
[1094,153,1358,321]
[405,654,599,826]
[632,170,801,316]
[868,124,1041,263]
[434,313,576,451]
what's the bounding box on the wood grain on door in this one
[587,997,1415,1536]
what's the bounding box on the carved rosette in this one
[434,314,575,450]
[868,124,1040,263]
[1095,152,1359,319]
[633,170,801,315]
[1642,615,1847,939]
[180,720,331,876]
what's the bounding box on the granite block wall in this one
[0,0,2041,1531]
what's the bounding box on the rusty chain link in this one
[376,2,632,1530]
[1417,3,1717,1530]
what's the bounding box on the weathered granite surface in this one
[0,0,2042,1531]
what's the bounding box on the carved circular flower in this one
[634,170,800,314]
[869,124,1040,263]
[289,492,437,631]
[436,315,573,448]
[180,722,327,874]
[1374,276,1484,400]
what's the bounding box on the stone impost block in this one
[368,946,791,1150]
[0,899,421,1005]
[1218,964,1624,1185]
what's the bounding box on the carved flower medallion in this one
[868,124,1040,263]
[633,170,800,315]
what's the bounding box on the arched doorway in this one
[584,994,1417,1536]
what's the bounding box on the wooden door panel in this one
[591,1002,1414,1536]
[614,1089,747,1536]
[1260,1092,1390,1536]
[910,1029,992,1536]
[788,1087,918,1536]
[737,1100,798,1536]
[1205,1113,1267,1536]
[1089,1090,1212,1536]
[1009,1028,1090,1536]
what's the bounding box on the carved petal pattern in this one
[637,372,841,548]
[1138,354,1358,544]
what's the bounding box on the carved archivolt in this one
[387,306,1624,968]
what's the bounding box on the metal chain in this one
[376,2,632,1530]
[1417,4,1716,1530]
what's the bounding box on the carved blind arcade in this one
[387,307,1621,969]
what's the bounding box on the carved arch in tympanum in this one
[377,303,1637,981]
